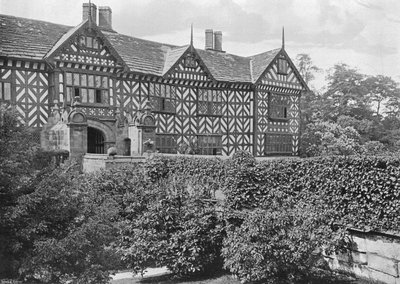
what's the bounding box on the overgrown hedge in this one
[8,152,400,283]
[224,155,400,232]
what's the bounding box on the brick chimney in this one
[98,6,112,31]
[82,2,97,24]
[205,29,213,50]
[214,31,222,51]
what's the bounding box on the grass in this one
[109,269,372,284]
[110,273,240,284]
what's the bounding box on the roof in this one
[0,13,291,84]
[0,14,70,60]
[249,48,281,83]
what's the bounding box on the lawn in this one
[110,270,366,284]
[110,273,240,284]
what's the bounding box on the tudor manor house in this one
[0,3,308,159]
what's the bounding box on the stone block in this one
[367,252,399,277]
[336,251,367,264]
[366,237,400,261]
[366,266,398,284]
[350,234,367,252]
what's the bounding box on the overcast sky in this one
[1,0,399,90]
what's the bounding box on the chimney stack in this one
[82,2,97,24]
[205,29,214,50]
[214,31,222,51]
[98,6,112,31]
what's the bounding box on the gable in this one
[257,50,308,91]
[163,47,214,82]
[45,21,127,71]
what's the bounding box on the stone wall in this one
[82,154,145,173]
[325,229,400,284]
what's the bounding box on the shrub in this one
[115,162,225,277]
[12,169,121,283]
[78,159,226,277]
[222,200,344,283]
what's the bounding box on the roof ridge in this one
[0,13,72,28]
[248,48,281,59]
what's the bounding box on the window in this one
[149,83,176,113]
[265,133,292,155]
[78,36,100,50]
[197,134,222,155]
[95,89,102,103]
[277,58,288,75]
[269,93,289,121]
[156,134,177,154]
[0,82,11,101]
[184,54,196,68]
[65,72,108,105]
[197,89,222,116]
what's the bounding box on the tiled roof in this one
[0,14,283,83]
[0,14,70,60]
[197,49,252,82]
[163,45,189,75]
[44,20,88,59]
[249,48,281,83]
[104,31,174,75]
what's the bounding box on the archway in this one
[87,127,105,154]
[123,138,131,156]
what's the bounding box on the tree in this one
[12,169,121,283]
[0,106,39,278]
[301,120,365,157]
[364,75,399,117]
[322,64,371,121]
[295,54,321,85]
[295,54,323,127]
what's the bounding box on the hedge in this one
[223,155,400,232]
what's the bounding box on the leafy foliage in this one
[301,120,364,157]
[12,169,121,283]
[222,203,343,283]
[221,154,400,282]
[112,159,225,277]
[0,106,44,278]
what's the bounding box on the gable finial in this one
[190,23,194,51]
[282,26,285,49]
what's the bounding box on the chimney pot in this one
[98,6,112,31]
[82,2,97,24]
[205,29,213,50]
[214,31,222,51]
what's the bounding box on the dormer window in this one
[277,58,288,75]
[185,54,196,68]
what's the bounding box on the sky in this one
[1,0,399,90]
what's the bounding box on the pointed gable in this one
[255,49,308,91]
[44,20,128,71]
[163,46,214,82]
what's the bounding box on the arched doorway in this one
[87,127,105,154]
[123,138,131,156]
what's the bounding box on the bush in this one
[115,168,224,277]
[12,169,121,283]
[221,154,400,283]
[223,156,400,232]
[222,201,343,283]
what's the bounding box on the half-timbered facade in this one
[0,3,308,158]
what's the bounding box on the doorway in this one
[87,127,105,154]
[123,138,131,156]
